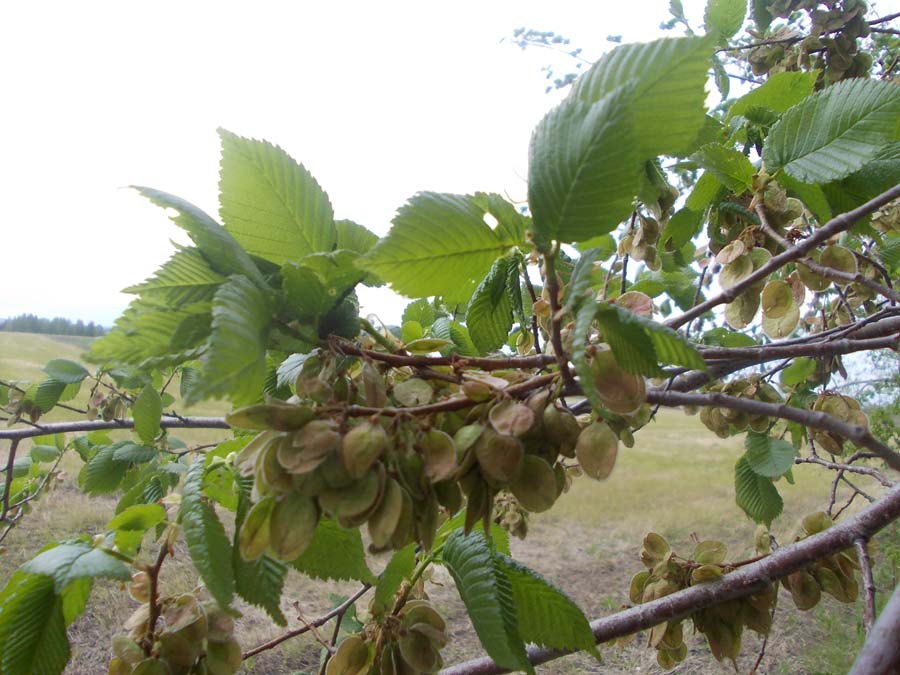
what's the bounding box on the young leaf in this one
[188,274,272,407]
[727,70,819,120]
[292,519,376,584]
[132,384,162,445]
[131,186,266,288]
[704,0,746,39]
[218,128,336,264]
[442,530,533,674]
[528,84,639,247]
[431,318,479,357]
[466,255,516,354]
[179,462,234,609]
[595,304,662,377]
[360,192,525,304]
[33,379,67,413]
[22,541,131,591]
[744,433,796,478]
[124,246,226,307]
[735,456,783,526]
[564,247,605,313]
[372,544,417,614]
[497,554,600,659]
[106,504,167,555]
[763,78,900,183]
[692,143,755,194]
[82,445,129,495]
[0,572,69,675]
[402,299,436,329]
[42,359,89,385]
[572,36,713,158]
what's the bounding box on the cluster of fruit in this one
[109,583,240,675]
[698,374,783,438]
[781,512,860,609]
[629,533,776,668]
[327,598,449,675]
[225,349,629,558]
[810,393,869,455]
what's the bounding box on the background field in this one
[0,332,896,674]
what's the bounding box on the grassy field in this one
[0,332,896,674]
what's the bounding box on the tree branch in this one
[666,183,900,330]
[849,582,900,675]
[242,584,371,660]
[330,340,556,371]
[855,538,877,635]
[645,389,900,471]
[0,416,230,442]
[440,483,900,675]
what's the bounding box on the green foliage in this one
[292,519,376,584]
[187,274,272,406]
[0,572,69,675]
[442,530,533,674]
[466,255,518,354]
[132,384,162,445]
[704,0,745,39]
[763,78,900,183]
[218,128,336,264]
[727,70,819,120]
[734,457,783,526]
[497,553,599,659]
[179,462,235,609]
[372,544,417,614]
[692,143,755,194]
[360,192,526,304]
[743,432,796,478]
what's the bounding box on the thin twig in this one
[243,584,372,660]
[521,261,543,354]
[143,543,170,656]
[1,440,20,522]
[855,538,877,635]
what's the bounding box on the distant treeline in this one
[0,314,106,337]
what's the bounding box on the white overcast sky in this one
[0,0,716,326]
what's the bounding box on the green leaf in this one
[751,0,773,31]
[744,432,796,478]
[292,520,375,584]
[704,0,746,39]
[597,305,706,374]
[780,356,817,387]
[728,70,819,120]
[132,384,162,445]
[711,54,730,99]
[595,305,661,377]
[402,299,436,329]
[30,445,60,463]
[778,173,833,222]
[572,302,607,416]
[372,544,417,614]
[360,193,525,304]
[131,186,266,287]
[685,171,725,212]
[702,327,757,347]
[528,84,639,247]
[107,504,167,555]
[34,379,67,413]
[466,255,517,354]
[763,79,900,183]
[82,445,129,495]
[0,572,69,675]
[218,128,336,265]
[282,263,331,322]
[661,208,704,249]
[692,143,755,194]
[442,530,533,675]
[23,541,130,591]
[572,36,713,157]
[497,554,599,659]
[878,237,900,274]
[111,442,156,463]
[61,578,92,626]
[431,318,478,357]
[734,456,783,525]
[565,248,605,313]
[233,479,287,625]
[124,246,226,306]
[335,219,379,254]
[188,274,271,407]
[179,462,234,608]
[42,359,89,385]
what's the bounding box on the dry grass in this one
[0,333,894,674]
